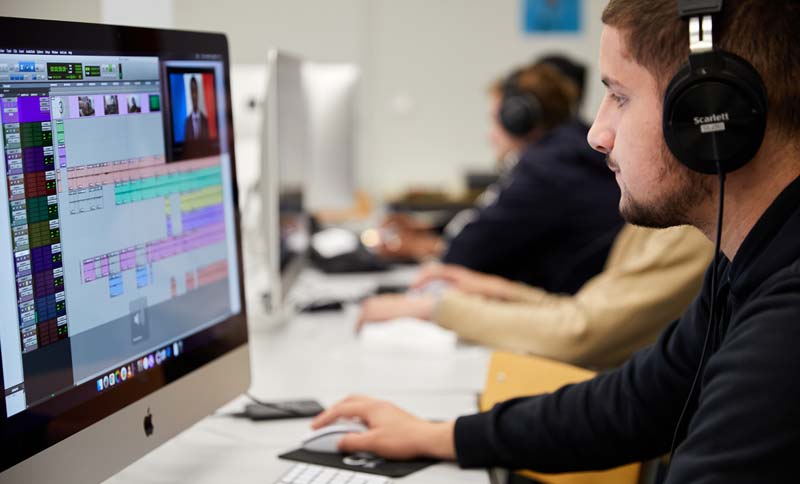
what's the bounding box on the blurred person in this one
[379,58,623,294]
[358,224,713,369]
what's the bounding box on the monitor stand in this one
[258,291,295,329]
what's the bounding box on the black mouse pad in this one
[278,448,437,478]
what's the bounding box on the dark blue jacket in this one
[442,119,623,294]
[455,175,800,482]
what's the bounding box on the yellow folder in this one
[480,351,641,484]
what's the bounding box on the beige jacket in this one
[433,225,713,369]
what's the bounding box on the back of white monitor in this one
[302,63,360,212]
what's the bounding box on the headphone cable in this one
[665,162,726,474]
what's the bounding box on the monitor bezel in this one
[0,16,249,475]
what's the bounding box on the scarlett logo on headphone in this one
[694,112,730,134]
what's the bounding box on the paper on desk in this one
[359,317,457,353]
[311,227,360,258]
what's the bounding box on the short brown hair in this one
[602,0,800,139]
[490,63,579,132]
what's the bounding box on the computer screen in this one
[303,62,359,212]
[262,51,310,315]
[0,17,249,483]
[259,51,360,314]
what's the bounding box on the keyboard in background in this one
[276,463,391,483]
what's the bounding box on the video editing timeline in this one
[1,51,239,417]
[74,155,229,301]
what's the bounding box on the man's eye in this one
[609,93,627,107]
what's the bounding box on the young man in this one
[312,0,800,480]
[376,59,623,294]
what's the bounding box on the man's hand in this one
[356,294,436,332]
[380,213,431,232]
[311,395,456,461]
[413,263,512,300]
[374,214,444,260]
[376,230,444,261]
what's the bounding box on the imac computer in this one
[234,56,359,213]
[260,50,362,315]
[0,16,249,483]
[262,50,311,318]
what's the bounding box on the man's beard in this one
[617,141,712,228]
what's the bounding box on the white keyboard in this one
[276,463,392,484]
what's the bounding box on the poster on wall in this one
[522,0,581,33]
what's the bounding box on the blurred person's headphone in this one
[499,69,543,138]
[662,0,767,175]
[537,54,587,108]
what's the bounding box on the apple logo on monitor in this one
[143,408,154,437]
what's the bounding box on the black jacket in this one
[454,174,800,482]
[184,111,209,140]
[442,120,623,294]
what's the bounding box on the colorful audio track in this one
[2,94,68,353]
[60,155,219,214]
[81,226,229,298]
[73,155,228,299]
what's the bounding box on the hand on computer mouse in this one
[300,419,368,454]
[311,395,456,461]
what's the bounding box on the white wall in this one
[172,0,370,65]
[102,0,173,28]
[1,0,609,198]
[363,0,608,196]
[1,0,102,23]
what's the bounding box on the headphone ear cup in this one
[663,51,768,175]
[500,89,542,137]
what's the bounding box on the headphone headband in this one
[677,0,722,18]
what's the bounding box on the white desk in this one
[102,268,493,483]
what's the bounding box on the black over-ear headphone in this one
[666,0,769,471]
[499,69,543,138]
[663,0,768,175]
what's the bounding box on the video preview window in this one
[166,67,220,161]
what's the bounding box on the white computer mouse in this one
[300,420,369,454]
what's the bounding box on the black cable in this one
[666,163,726,473]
